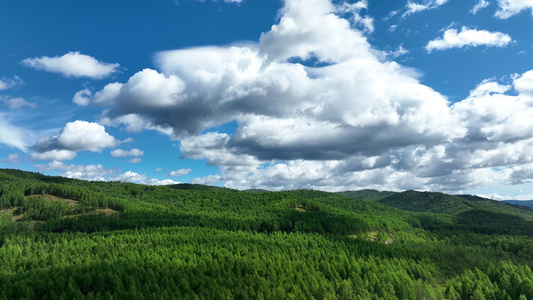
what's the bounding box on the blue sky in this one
[1,0,533,199]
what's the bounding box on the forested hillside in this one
[377,190,533,220]
[336,189,397,202]
[1,169,533,299]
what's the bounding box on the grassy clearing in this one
[348,230,394,244]
[26,194,79,205]
[66,208,118,219]
[2,194,117,225]
[0,208,23,221]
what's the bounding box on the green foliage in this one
[1,169,533,299]
[336,189,397,202]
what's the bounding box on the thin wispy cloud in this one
[403,0,449,17]
[471,0,490,14]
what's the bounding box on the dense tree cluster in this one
[1,169,533,299]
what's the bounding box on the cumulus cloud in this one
[61,164,115,181]
[31,149,77,161]
[87,0,463,188]
[142,178,180,186]
[31,121,119,162]
[72,88,92,106]
[22,51,119,79]
[467,79,511,98]
[0,76,23,90]
[471,0,490,14]
[495,0,533,19]
[1,96,37,110]
[110,171,148,183]
[36,161,116,181]
[403,0,449,17]
[34,161,175,184]
[95,0,459,155]
[168,168,193,177]
[111,148,144,158]
[33,121,118,154]
[77,0,533,193]
[514,70,533,95]
[426,27,513,53]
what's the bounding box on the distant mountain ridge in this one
[338,189,533,221]
[502,200,533,209]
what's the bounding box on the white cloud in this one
[36,161,116,181]
[127,158,142,164]
[74,83,123,107]
[111,148,144,158]
[1,153,21,164]
[1,96,37,110]
[22,51,119,79]
[426,27,513,53]
[0,116,28,151]
[82,0,533,194]
[336,0,374,33]
[191,175,222,186]
[403,0,449,17]
[31,149,77,161]
[33,121,118,154]
[467,79,511,98]
[168,168,193,177]
[35,161,69,172]
[259,0,374,63]
[0,76,23,90]
[181,132,261,167]
[383,10,399,21]
[142,178,180,186]
[514,70,533,95]
[388,45,409,58]
[495,0,533,19]
[110,171,148,183]
[120,138,135,145]
[72,88,92,106]
[34,161,176,184]
[478,193,533,201]
[471,0,490,14]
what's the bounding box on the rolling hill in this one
[1,169,533,299]
[376,190,533,220]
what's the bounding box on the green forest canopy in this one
[1,169,533,299]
